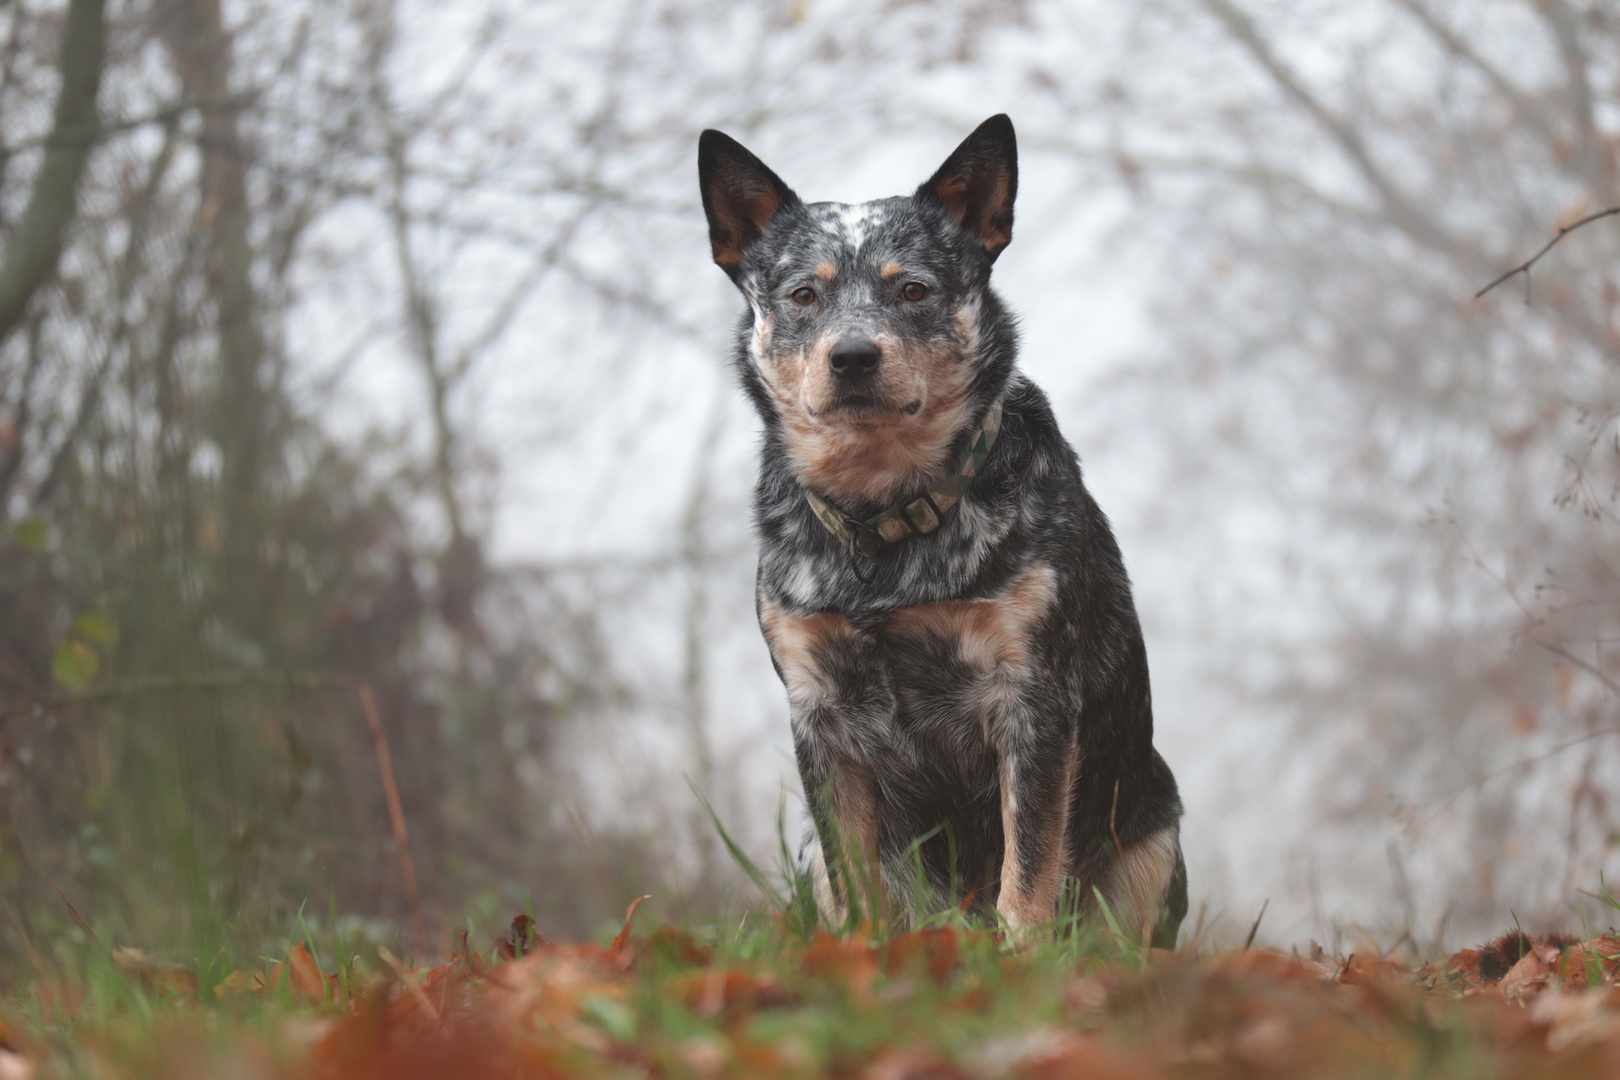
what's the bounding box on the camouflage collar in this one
[804,395,1004,580]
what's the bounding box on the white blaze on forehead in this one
[816,203,883,248]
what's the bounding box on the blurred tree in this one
[0,0,104,344]
[1020,0,1619,937]
[0,0,602,975]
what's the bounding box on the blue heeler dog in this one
[698,115,1186,943]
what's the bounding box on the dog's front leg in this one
[994,716,1079,937]
[761,598,893,923]
[794,738,883,920]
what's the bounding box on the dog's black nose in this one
[829,338,881,378]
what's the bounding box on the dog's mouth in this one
[811,396,924,421]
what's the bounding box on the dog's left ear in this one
[699,129,799,280]
[918,114,1017,261]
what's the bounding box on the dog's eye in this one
[791,287,817,306]
[901,282,928,301]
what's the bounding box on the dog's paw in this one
[996,905,1054,946]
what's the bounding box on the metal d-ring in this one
[844,519,880,585]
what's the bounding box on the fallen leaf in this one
[286,943,328,1002]
[863,1048,973,1080]
[881,927,959,983]
[1499,940,1561,1004]
[0,1049,30,1080]
[1529,987,1620,1053]
[610,895,650,956]
[212,970,262,999]
[666,966,791,1017]
[111,947,199,999]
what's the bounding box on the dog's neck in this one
[799,394,1004,571]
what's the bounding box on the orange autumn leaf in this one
[610,895,651,957]
[665,966,792,1017]
[287,942,329,1002]
[110,947,199,999]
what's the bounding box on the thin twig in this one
[1475,206,1620,299]
[43,870,104,952]
[358,684,429,959]
[1540,640,1620,700]
[0,669,355,724]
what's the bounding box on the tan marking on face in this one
[880,261,902,279]
[815,261,836,280]
[997,741,1077,936]
[751,293,985,505]
[884,563,1057,672]
[759,598,862,702]
[773,336,977,505]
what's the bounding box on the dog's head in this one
[699,116,1017,507]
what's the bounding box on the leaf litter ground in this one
[5,892,1620,1080]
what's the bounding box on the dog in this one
[698,114,1186,944]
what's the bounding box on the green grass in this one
[4,822,1619,1078]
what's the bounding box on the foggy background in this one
[1,0,1616,976]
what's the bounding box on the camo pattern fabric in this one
[803,395,1004,562]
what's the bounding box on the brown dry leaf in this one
[0,1048,29,1080]
[968,1027,1154,1080]
[1333,951,1409,987]
[1499,940,1562,1005]
[609,895,651,956]
[31,980,83,1020]
[211,970,264,999]
[802,932,882,1002]
[286,943,328,1002]
[881,928,960,983]
[862,1048,974,1080]
[1446,947,1485,988]
[111,946,199,999]
[482,944,629,1051]
[666,966,791,1017]
[1207,949,1318,984]
[675,1034,730,1077]
[377,953,458,1033]
[1063,978,1109,1016]
[1529,987,1620,1054]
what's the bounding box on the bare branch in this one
[1474,205,1620,299]
[1199,0,1462,258]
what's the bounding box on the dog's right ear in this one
[699,130,798,280]
[918,114,1017,260]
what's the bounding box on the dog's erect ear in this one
[918,114,1017,260]
[699,130,799,279]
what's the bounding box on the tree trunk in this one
[0,0,106,346]
[158,0,271,616]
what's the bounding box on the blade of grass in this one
[688,778,785,909]
[1243,899,1269,952]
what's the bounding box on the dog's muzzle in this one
[828,338,881,380]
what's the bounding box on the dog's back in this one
[701,115,1185,943]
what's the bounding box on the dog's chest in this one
[760,562,1055,753]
